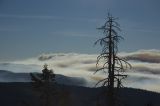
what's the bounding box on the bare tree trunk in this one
[94,13,131,106]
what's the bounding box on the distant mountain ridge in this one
[0,70,86,86]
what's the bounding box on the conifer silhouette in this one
[30,64,56,106]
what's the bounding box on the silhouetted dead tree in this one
[30,64,56,106]
[94,13,131,106]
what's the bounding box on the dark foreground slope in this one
[0,82,160,106]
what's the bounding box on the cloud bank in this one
[0,49,160,92]
[122,49,160,63]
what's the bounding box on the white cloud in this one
[1,49,160,92]
[122,49,160,63]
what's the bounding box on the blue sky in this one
[0,0,160,60]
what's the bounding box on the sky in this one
[0,0,160,92]
[0,0,160,60]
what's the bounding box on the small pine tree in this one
[30,64,56,106]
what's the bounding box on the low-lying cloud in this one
[122,49,160,63]
[0,49,160,92]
